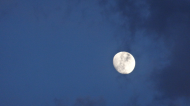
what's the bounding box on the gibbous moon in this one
[113,51,135,74]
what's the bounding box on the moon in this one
[113,51,135,74]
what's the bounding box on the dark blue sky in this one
[1,0,190,106]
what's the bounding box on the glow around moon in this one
[113,51,135,74]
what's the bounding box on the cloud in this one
[73,97,106,106]
[99,0,190,105]
[53,96,106,106]
[54,97,67,106]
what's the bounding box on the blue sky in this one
[1,0,190,106]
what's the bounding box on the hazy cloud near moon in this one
[99,0,190,105]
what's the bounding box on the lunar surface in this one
[113,51,135,74]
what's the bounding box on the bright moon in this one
[113,51,135,74]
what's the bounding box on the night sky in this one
[1,0,190,106]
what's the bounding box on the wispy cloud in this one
[99,0,190,105]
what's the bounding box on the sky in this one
[0,0,190,106]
